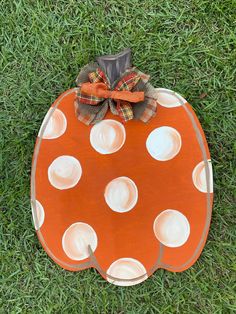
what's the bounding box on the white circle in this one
[38,108,67,139]
[62,222,98,261]
[192,160,213,193]
[106,258,148,286]
[90,119,126,154]
[32,200,45,230]
[104,177,138,213]
[48,155,82,190]
[146,126,182,161]
[155,88,187,108]
[153,209,190,247]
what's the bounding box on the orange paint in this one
[31,88,213,286]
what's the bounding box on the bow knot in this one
[77,68,144,122]
[75,63,158,125]
[80,81,145,103]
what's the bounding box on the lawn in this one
[0,0,235,313]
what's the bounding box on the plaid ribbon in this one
[77,68,142,122]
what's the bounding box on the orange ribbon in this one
[80,82,144,103]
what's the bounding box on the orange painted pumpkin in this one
[31,86,213,286]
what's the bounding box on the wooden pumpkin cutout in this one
[31,50,213,286]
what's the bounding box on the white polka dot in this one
[146,126,182,161]
[153,209,190,247]
[104,177,138,213]
[155,88,187,108]
[32,200,45,230]
[62,222,98,261]
[90,119,126,154]
[106,258,148,286]
[192,160,213,193]
[48,155,82,190]
[38,108,67,139]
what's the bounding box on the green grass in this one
[1,0,236,313]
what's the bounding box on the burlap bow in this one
[75,62,158,125]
